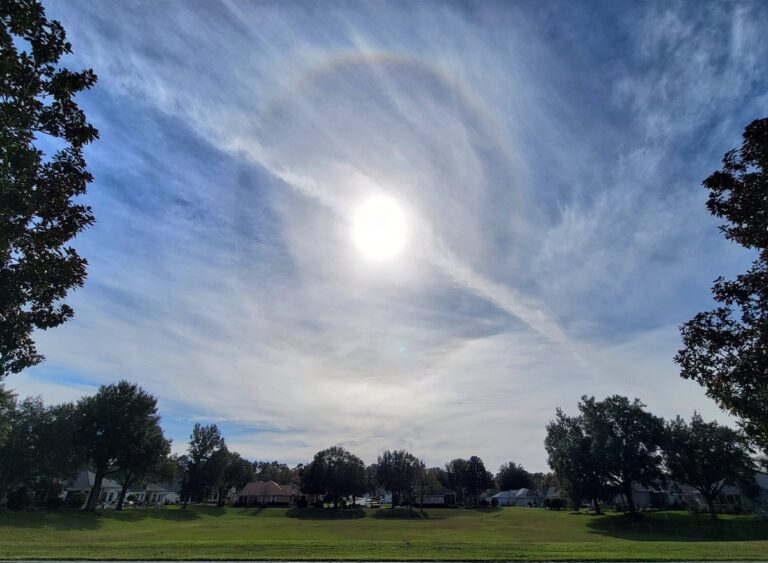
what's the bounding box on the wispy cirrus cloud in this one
[7,0,768,470]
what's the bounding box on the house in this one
[417,486,457,507]
[237,481,299,505]
[512,488,543,507]
[667,472,768,513]
[65,470,122,506]
[544,486,562,500]
[207,486,239,504]
[481,488,499,504]
[492,488,543,507]
[132,482,179,505]
[613,482,668,509]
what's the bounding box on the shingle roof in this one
[68,470,121,491]
[239,480,296,496]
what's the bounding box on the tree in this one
[463,456,493,506]
[545,409,608,513]
[496,462,534,491]
[580,396,665,517]
[444,457,492,507]
[445,458,468,505]
[0,0,98,378]
[212,449,253,506]
[252,460,293,483]
[185,423,226,503]
[0,395,80,501]
[114,423,172,510]
[677,118,768,455]
[75,381,163,512]
[301,446,366,507]
[376,450,421,508]
[665,413,757,520]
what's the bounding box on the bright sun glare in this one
[351,195,408,261]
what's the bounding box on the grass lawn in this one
[0,505,767,560]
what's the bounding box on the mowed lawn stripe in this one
[1,506,766,560]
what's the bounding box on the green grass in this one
[1,505,766,560]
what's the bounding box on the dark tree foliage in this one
[580,396,665,517]
[0,0,98,377]
[212,449,253,506]
[364,463,379,497]
[496,461,534,491]
[252,460,294,484]
[445,456,493,507]
[665,413,757,520]
[545,409,608,513]
[463,455,493,506]
[0,395,80,500]
[301,446,366,507]
[114,423,171,511]
[185,423,226,504]
[444,458,468,505]
[75,381,162,512]
[677,118,768,454]
[376,449,421,508]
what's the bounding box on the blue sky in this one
[8,0,768,472]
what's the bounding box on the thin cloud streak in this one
[6,0,767,470]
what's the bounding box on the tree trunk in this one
[84,468,105,513]
[217,487,226,507]
[592,497,602,515]
[116,482,130,511]
[623,484,637,517]
[706,497,718,520]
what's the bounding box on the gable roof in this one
[68,470,121,491]
[239,480,296,497]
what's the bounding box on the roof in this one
[68,470,121,491]
[239,480,296,497]
[544,486,561,498]
[494,488,543,499]
[144,483,167,492]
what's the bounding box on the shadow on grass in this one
[585,511,768,542]
[370,508,430,519]
[0,509,104,531]
[0,505,207,530]
[285,507,365,519]
[104,507,203,521]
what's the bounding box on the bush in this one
[45,495,63,510]
[295,496,308,508]
[544,497,565,510]
[491,498,499,508]
[6,487,32,511]
[479,499,490,508]
[65,491,88,510]
[311,500,324,508]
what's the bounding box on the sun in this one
[351,195,408,261]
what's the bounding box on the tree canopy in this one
[0,395,80,503]
[0,0,98,378]
[676,117,768,455]
[496,461,534,491]
[545,408,609,512]
[301,446,366,507]
[665,413,757,520]
[184,423,227,504]
[376,449,421,508]
[580,395,665,516]
[75,381,165,512]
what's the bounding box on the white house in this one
[493,488,543,507]
[65,471,122,506]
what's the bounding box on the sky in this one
[7,0,768,472]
